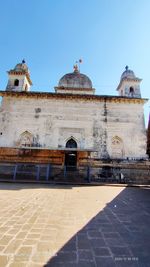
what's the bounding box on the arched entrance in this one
[65,138,77,168]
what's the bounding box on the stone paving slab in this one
[0,183,149,266]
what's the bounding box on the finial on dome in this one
[73,64,79,72]
[125,65,129,71]
[22,59,26,64]
[73,59,83,72]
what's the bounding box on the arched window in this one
[14,79,19,86]
[129,87,134,97]
[66,138,77,148]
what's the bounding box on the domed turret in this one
[121,66,136,80]
[14,60,29,73]
[58,65,92,89]
[55,64,95,95]
[6,60,32,92]
[117,66,142,98]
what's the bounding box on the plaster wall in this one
[6,74,30,92]
[0,95,147,159]
[106,102,147,158]
[55,88,95,95]
[118,80,141,98]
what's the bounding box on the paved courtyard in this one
[0,183,149,267]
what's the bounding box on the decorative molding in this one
[0,91,148,104]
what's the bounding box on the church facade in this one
[0,61,148,167]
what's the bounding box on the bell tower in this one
[117,66,142,98]
[6,60,32,92]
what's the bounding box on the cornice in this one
[0,90,148,104]
[55,86,95,92]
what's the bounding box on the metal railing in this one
[0,162,149,184]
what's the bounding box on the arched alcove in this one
[111,136,124,158]
[129,86,134,97]
[19,131,33,147]
[14,79,19,86]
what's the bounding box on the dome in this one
[121,66,136,80]
[58,65,92,89]
[14,60,29,73]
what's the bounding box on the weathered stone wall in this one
[147,116,150,157]
[0,94,147,159]
[106,101,147,158]
[82,160,150,185]
[6,74,30,92]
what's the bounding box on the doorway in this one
[65,152,77,167]
[65,138,77,169]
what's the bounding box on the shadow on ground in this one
[45,187,150,267]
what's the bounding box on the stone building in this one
[147,114,150,158]
[0,61,148,167]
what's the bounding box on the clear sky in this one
[0,0,149,126]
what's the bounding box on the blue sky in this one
[0,0,149,126]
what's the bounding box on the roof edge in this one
[0,90,148,103]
